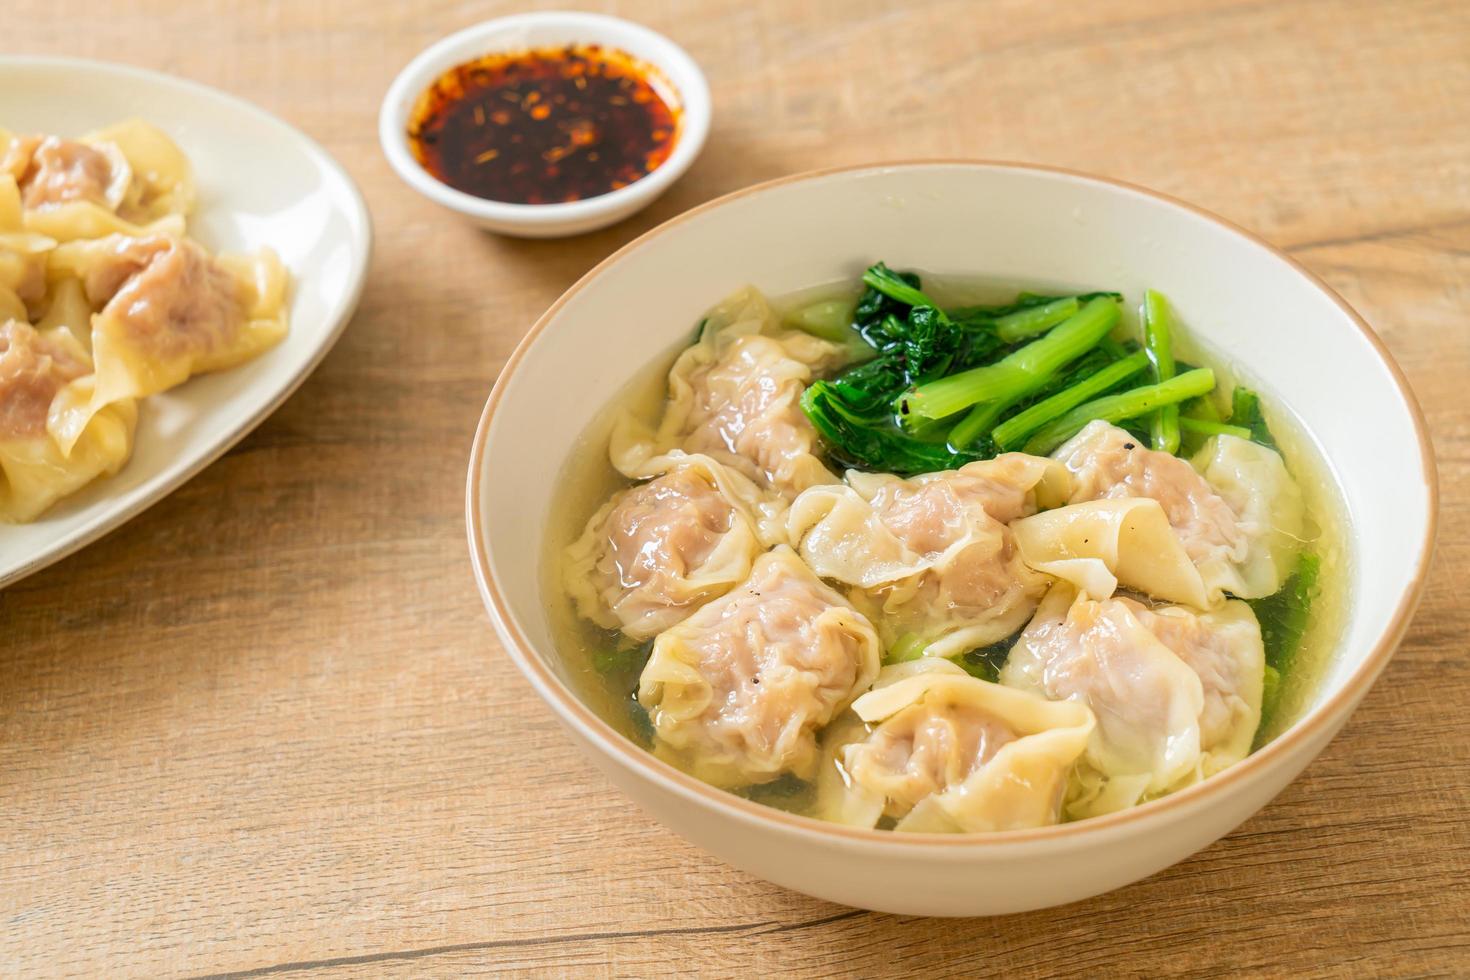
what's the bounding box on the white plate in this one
[0,56,372,588]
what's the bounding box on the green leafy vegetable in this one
[1143,289,1181,454]
[625,695,656,746]
[885,633,929,664]
[840,265,1006,411]
[594,640,653,676]
[785,296,856,340]
[783,296,873,362]
[991,351,1151,451]
[900,304,966,383]
[739,772,816,809]
[829,354,907,413]
[950,290,1122,325]
[1229,387,1278,448]
[1260,665,1281,721]
[1021,367,1217,455]
[991,297,1080,343]
[1179,417,1252,439]
[854,264,922,340]
[1181,392,1224,422]
[862,261,934,309]
[1178,391,1226,454]
[947,345,1138,451]
[796,268,1237,481]
[947,328,1007,375]
[1016,344,1129,408]
[1250,552,1321,733]
[1252,553,1320,674]
[802,381,980,475]
[593,641,656,747]
[858,312,909,352]
[953,641,1012,683]
[900,296,1122,422]
[946,400,1009,452]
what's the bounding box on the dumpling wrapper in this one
[1054,420,1304,601]
[46,234,288,452]
[789,453,1068,658]
[637,546,881,788]
[86,119,196,224]
[563,453,767,641]
[0,320,136,522]
[0,286,25,324]
[1191,434,1306,598]
[1002,584,1205,817]
[1010,497,1211,607]
[1,120,193,241]
[0,176,56,319]
[611,286,847,506]
[32,277,93,357]
[1001,583,1265,818]
[1132,599,1265,775]
[817,658,1094,833]
[0,128,131,213]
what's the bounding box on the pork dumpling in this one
[85,119,196,225]
[1,130,130,212]
[0,233,51,321]
[0,121,192,240]
[817,659,1094,833]
[1001,584,1204,817]
[0,319,88,436]
[1192,434,1306,597]
[637,546,881,787]
[46,234,288,450]
[1054,420,1288,601]
[789,453,1068,658]
[612,286,848,501]
[2,169,91,350]
[1010,497,1211,607]
[1129,599,1265,775]
[31,277,93,356]
[0,176,54,319]
[0,285,25,324]
[563,454,766,641]
[1001,583,1266,817]
[0,319,136,522]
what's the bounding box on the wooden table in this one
[5,1,1468,976]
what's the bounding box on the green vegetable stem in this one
[1021,367,1217,455]
[991,351,1151,450]
[899,296,1121,422]
[1143,289,1181,454]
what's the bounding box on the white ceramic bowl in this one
[379,12,710,238]
[466,162,1437,916]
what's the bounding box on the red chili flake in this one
[406,43,681,205]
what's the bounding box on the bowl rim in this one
[378,11,711,229]
[465,159,1439,848]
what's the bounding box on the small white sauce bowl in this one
[379,12,710,238]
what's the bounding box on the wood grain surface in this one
[4,0,1469,976]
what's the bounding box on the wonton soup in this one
[543,265,1345,833]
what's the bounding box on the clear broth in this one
[539,276,1351,816]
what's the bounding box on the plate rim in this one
[0,54,374,589]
